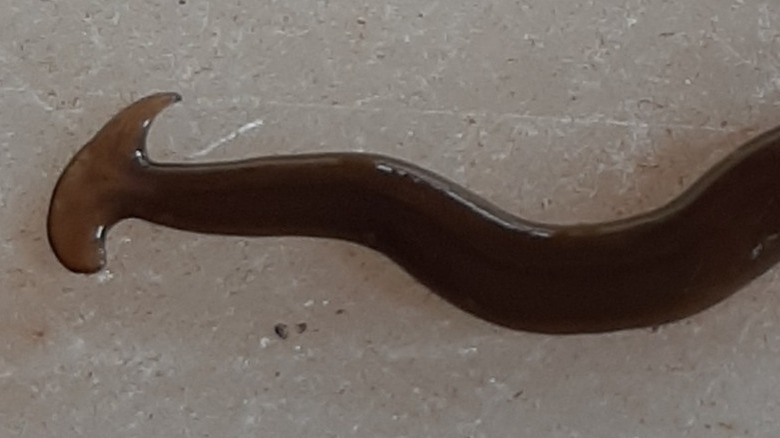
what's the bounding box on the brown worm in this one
[47,92,780,334]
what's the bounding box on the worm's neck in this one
[131,155,390,242]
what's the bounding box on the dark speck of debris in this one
[336,309,346,315]
[296,323,308,334]
[178,0,186,4]
[274,323,289,339]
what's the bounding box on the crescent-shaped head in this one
[47,92,181,273]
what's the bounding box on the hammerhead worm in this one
[47,92,780,334]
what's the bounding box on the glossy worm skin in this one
[47,92,780,334]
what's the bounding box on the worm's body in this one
[47,93,780,333]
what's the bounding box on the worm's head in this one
[47,92,181,273]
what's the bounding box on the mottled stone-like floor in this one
[1,1,779,436]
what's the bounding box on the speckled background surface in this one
[2,1,780,436]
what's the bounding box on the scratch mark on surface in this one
[260,99,736,133]
[189,119,265,158]
[758,4,775,43]
[709,31,754,67]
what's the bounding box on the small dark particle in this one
[274,323,289,339]
[296,322,308,334]
[717,422,734,431]
[178,0,186,4]
[335,308,346,315]
[356,17,366,25]
[512,390,524,399]
[659,32,676,37]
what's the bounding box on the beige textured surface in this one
[2,1,780,436]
